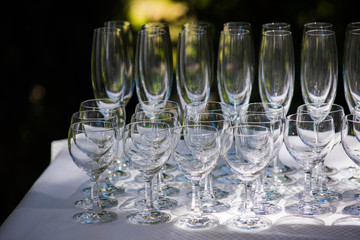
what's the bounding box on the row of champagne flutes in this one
[67,98,360,230]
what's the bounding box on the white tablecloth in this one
[1,139,360,240]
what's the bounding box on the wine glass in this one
[131,111,179,210]
[176,29,212,109]
[123,121,173,224]
[258,28,296,182]
[223,125,273,231]
[172,125,221,230]
[68,120,118,224]
[104,20,135,106]
[135,28,173,110]
[70,110,124,209]
[297,103,344,203]
[80,99,130,181]
[217,29,253,118]
[184,112,231,213]
[284,113,334,215]
[340,114,360,218]
[91,27,127,102]
[237,112,283,215]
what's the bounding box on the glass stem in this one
[303,169,313,213]
[255,172,266,204]
[90,175,102,212]
[191,178,202,217]
[243,181,254,215]
[156,171,164,198]
[143,174,155,211]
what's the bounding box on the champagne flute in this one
[176,29,212,109]
[91,27,127,102]
[258,29,296,182]
[217,29,254,118]
[104,20,135,106]
[68,120,119,224]
[135,28,173,110]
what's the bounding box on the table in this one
[1,139,360,240]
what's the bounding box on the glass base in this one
[138,185,180,197]
[323,165,338,176]
[355,193,360,201]
[83,182,125,197]
[107,169,131,181]
[266,175,297,186]
[134,197,178,210]
[253,202,282,215]
[285,201,331,215]
[162,163,177,173]
[264,189,283,201]
[226,215,271,232]
[127,209,171,225]
[343,203,360,215]
[135,173,174,183]
[175,214,219,230]
[215,174,242,185]
[201,200,231,213]
[332,216,360,225]
[73,210,117,224]
[275,215,325,225]
[267,164,297,175]
[312,190,343,203]
[175,173,190,182]
[74,196,118,209]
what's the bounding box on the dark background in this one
[1,0,359,225]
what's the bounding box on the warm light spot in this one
[29,84,46,103]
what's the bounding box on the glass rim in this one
[228,125,271,137]
[224,21,251,27]
[263,29,292,36]
[185,112,229,122]
[297,103,344,114]
[104,20,131,26]
[70,120,118,131]
[240,102,284,112]
[182,21,211,29]
[173,124,219,135]
[286,113,333,122]
[348,29,360,35]
[305,29,335,36]
[138,29,167,36]
[221,29,250,35]
[125,121,171,131]
[179,28,208,35]
[344,113,360,123]
[94,27,122,33]
[304,22,333,29]
[141,22,169,29]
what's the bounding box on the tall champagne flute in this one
[123,122,173,224]
[284,113,334,216]
[301,29,338,107]
[223,125,273,231]
[91,27,127,102]
[176,29,212,108]
[259,29,296,182]
[68,120,118,224]
[104,20,135,106]
[135,29,172,110]
[217,29,254,118]
[344,28,360,112]
[173,125,221,230]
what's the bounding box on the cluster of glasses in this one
[66,20,360,229]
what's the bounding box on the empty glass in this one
[135,29,173,109]
[173,125,221,230]
[68,120,118,224]
[284,113,334,215]
[123,122,173,224]
[341,114,360,217]
[104,20,135,106]
[91,27,127,102]
[217,29,253,117]
[223,125,273,231]
[176,29,212,108]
